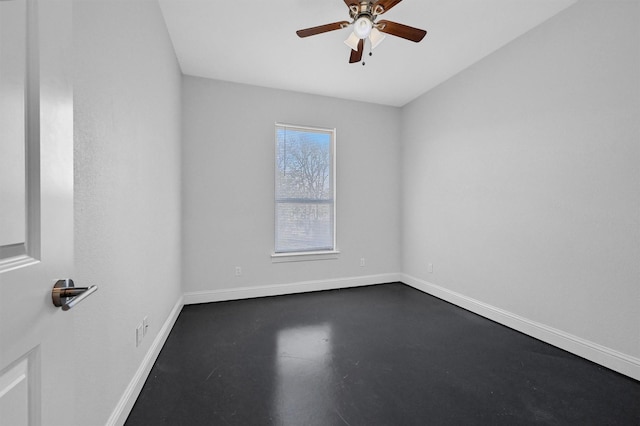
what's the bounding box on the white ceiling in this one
[158,0,576,107]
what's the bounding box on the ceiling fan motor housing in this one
[349,2,376,19]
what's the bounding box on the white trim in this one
[275,122,336,134]
[271,250,340,262]
[401,273,640,381]
[183,273,402,305]
[106,296,184,426]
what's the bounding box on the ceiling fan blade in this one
[374,0,403,14]
[343,0,358,7]
[377,20,426,42]
[349,39,364,63]
[296,21,350,38]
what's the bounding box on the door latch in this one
[52,279,98,311]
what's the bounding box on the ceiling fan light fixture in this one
[369,27,386,49]
[344,32,360,51]
[353,16,373,39]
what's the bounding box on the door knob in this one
[52,279,98,311]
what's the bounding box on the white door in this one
[0,0,78,425]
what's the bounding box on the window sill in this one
[271,250,340,263]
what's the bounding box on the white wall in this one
[68,1,639,422]
[73,1,182,424]
[402,0,639,377]
[182,77,401,299]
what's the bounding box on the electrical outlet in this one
[360,258,366,267]
[235,266,242,276]
[143,316,149,337]
[428,263,433,273]
[136,323,143,347]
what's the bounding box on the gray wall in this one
[73,1,182,424]
[402,0,639,365]
[182,77,401,295]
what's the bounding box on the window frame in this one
[272,123,338,260]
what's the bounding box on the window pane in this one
[276,129,331,200]
[275,124,335,253]
[275,202,333,253]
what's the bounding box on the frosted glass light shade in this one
[353,16,372,39]
[344,32,360,50]
[369,27,386,49]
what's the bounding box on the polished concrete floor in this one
[126,283,639,425]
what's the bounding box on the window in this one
[274,123,336,255]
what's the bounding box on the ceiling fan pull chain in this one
[363,45,373,65]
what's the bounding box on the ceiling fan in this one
[296,0,427,64]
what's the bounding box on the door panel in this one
[0,0,27,257]
[0,353,34,426]
[0,0,75,425]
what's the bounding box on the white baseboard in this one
[106,296,184,426]
[402,273,640,381]
[183,273,403,305]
